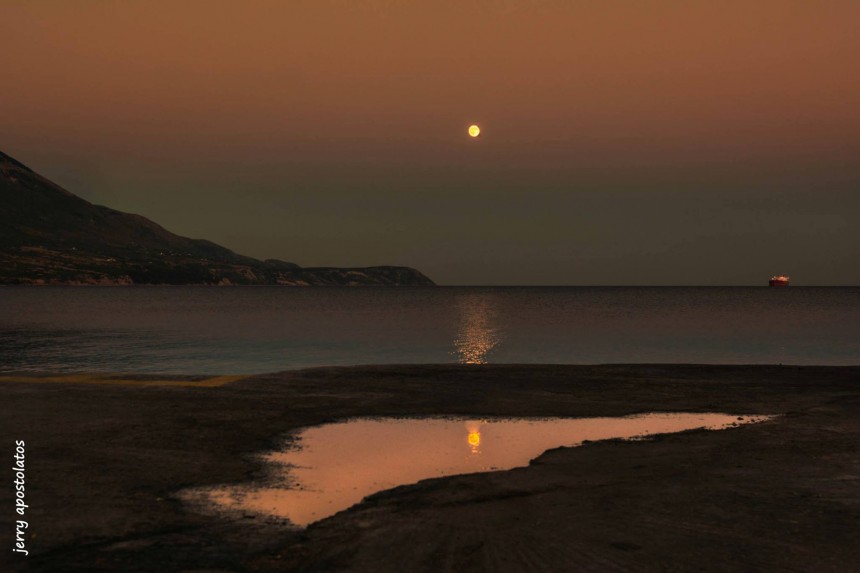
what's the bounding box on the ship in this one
[769,275,790,287]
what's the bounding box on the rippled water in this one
[0,286,857,373]
[185,413,773,526]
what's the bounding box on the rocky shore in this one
[1,364,858,572]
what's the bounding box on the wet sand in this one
[2,364,859,572]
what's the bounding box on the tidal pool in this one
[187,413,771,527]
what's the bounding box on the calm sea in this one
[0,287,857,374]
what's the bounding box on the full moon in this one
[468,124,481,137]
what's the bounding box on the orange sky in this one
[3,1,858,284]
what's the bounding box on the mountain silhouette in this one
[0,151,433,286]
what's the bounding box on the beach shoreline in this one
[2,364,859,572]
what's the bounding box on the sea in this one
[0,287,857,374]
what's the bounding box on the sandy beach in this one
[2,364,859,572]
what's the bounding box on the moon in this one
[468,124,481,138]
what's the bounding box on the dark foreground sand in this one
[2,365,859,572]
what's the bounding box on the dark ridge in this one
[0,150,34,172]
[0,150,435,286]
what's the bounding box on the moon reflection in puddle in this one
[185,413,772,527]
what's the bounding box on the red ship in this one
[769,275,790,287]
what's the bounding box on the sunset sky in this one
[3,1,858,285]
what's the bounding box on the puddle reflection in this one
[466,420,482,454]
[188,413,771,527]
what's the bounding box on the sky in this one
[2,1,858,285]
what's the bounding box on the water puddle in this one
[185,413,771,527]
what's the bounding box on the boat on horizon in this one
[769,275,790,287]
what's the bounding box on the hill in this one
[0,151,434,286]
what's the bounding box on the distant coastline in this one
[0,150,434,286]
